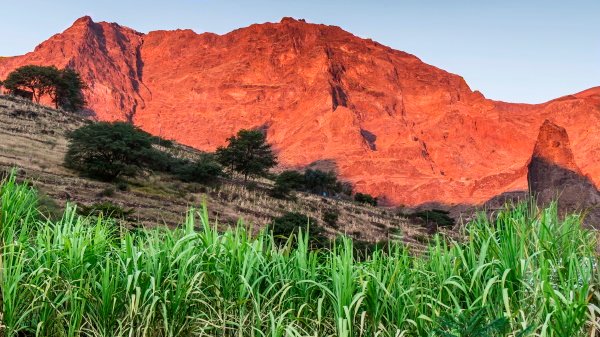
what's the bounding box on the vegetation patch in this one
[1,65,86,111]
[268,211,328,248]
[354,192,378,206]
[77,201,134,220]
[0,175,598,336]
[412,209,455,227]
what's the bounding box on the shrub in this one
[78,201,134,220]
[173,155,223,184]
[116,181,129,191]
[216,129,277,182]
[65,122,162,181]
[303,169,340,196]
[354,192,378,206]
[413,209,455,227]
[142,148,183,173]
[268,212,328,248]
[322,209,340,228]
[272,169,350,199]
[97,187,115,197]
[271,170,305,198]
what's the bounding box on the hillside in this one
[1,17,599,207]
[0,95,433,248]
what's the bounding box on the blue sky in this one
[0,0,598,103]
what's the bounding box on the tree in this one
[3,65,86,111]
[272,170,305,198]
[174,154,223,184]
[3,65,59,103]
[65,122,160,181]
[216,129,277,182]
[54,68,87,112]
[303,169,340,196]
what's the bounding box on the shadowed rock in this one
[528,120,600,228]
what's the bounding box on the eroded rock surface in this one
[1,17,600,206]
[528,120,600,227]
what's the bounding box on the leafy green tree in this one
[65,122,160,181]
[3,65,59,103]
[3,65,86,111]
[303,169,340,196]
[216,129,277,182]
[174,155,223,184]
[272,170,305,198]
[55,68,87,112]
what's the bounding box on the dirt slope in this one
[0,95,429,248]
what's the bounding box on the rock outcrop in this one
[1,17,599,206]
[528,120,600,227]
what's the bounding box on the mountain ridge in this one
[1,16,599,206]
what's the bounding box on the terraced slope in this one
[0,95,431,249]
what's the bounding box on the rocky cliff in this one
[1,17,599,206]
[528,120,600,227]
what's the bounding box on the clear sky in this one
[0,0,598,103]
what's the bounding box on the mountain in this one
[528,120,600,227]
[1,16,599,206]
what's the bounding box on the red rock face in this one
[528,121,600,227]
[1,17,599,206]
[531,120,582,174]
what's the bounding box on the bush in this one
[78,201,134,220]
[271,170,305,198]
[303,169,340,196]
[268,212,328,248]
[413,209,455,227]
[97,187,115,197]
[116,181,129,191]
[322,209,340,228]
[354,192,378,206]
[65,122,163,181]
[142,148,183,173]
[174,155,223,184]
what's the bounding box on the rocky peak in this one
[280,17,307,24]
[72,15,95,27]
[532,120,582,174]
[1,19,600,207]
[528,121,600,227]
